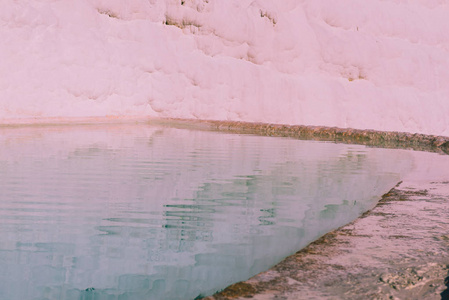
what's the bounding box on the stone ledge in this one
[159,119,449,155]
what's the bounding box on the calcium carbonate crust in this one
[1,0,449,136]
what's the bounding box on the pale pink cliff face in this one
[1,0,449,136]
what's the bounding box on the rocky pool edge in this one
[155,118,449,155]
[155,119,449,300]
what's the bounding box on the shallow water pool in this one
[0,123,416,299]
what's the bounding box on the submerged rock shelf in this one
[206,181,449,300]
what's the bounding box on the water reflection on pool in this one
[0,123,415,299]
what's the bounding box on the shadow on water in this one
[441,273,449,300]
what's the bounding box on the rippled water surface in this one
[0,123,416,299]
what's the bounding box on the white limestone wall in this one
[1,0,449,136]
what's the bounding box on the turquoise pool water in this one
[0,123,415,299]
